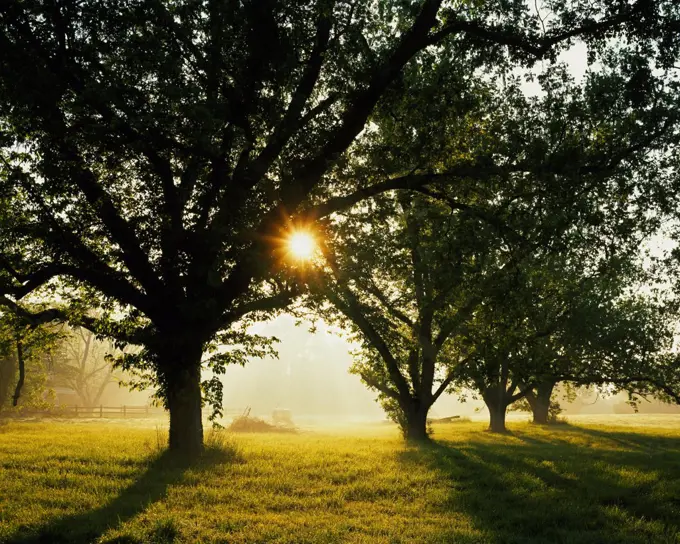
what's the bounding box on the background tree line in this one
[0,314,125,414]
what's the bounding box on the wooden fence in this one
[4,405,246,418]
[3,405,163,418]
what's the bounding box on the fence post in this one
[75,405,78,416]
[100,405,103,418]
[123,405,126,418]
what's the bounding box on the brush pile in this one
[227,408,297,433]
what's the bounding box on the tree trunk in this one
[488,404,507,432]
[399,397,430,442]
[526,381,556,424]
[404,405,429,442]
[0,356,16,412]
[483,387,508,433]
[164,349,204,457]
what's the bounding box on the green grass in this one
[1,418,679,543]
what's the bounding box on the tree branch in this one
[320,249,412,400]
[245,10,333,184]
[221,286,301,325]
[0,259,154,319]
[359,372,401,399]
[432,356,471,402]
[428,1,651,58]
[365,279,415,329]
[508,382,533,403]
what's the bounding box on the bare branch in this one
[360,372,401,399]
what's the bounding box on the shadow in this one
[565,424,680,453]
[400,427,680,543]
[5,445,241,544]
[504,421,680,453]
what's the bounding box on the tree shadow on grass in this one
[5,445,241,544]
[565,424,680,453]
[506,422,680,453]
[400,428,680,544]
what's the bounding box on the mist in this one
[216,314,485,424]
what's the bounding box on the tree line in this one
[0,318,123,413]
[1,0,680,454]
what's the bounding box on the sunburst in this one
[287,231,316,261]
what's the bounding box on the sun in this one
[287,231,316,261]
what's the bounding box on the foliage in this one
[453,243,678,429]
[0,310,63,412]
[308,46,680,435]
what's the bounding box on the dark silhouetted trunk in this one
[404,403,429,442]
[163,343,204,457]
[0,356,16,412]
[483,386,509,433]
[525,381,556,424]
[488,404,507,432]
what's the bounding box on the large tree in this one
[1,1,677,454]
[310,192,508,440]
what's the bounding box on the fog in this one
[216,314,483,423]
[85,313,680,422]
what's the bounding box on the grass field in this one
[1,417,679,543]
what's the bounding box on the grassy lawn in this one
[1,418,679,543]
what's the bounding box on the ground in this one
[0,416,679,543]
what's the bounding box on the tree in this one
[49,327,120,407]
[513,384,569,424]
[311,50,679,437]
[0,310,62,413]
[455,248,678,431]
[310,192,507,440]
[1,0,677,454]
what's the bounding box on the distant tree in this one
[48,327,120,407]
[519,300,679,425]
[0,310,62,413]
[1,0,678,453]
[456,280,674,431]
[453,238,679,432]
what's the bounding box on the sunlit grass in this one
[0,418,679,543]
